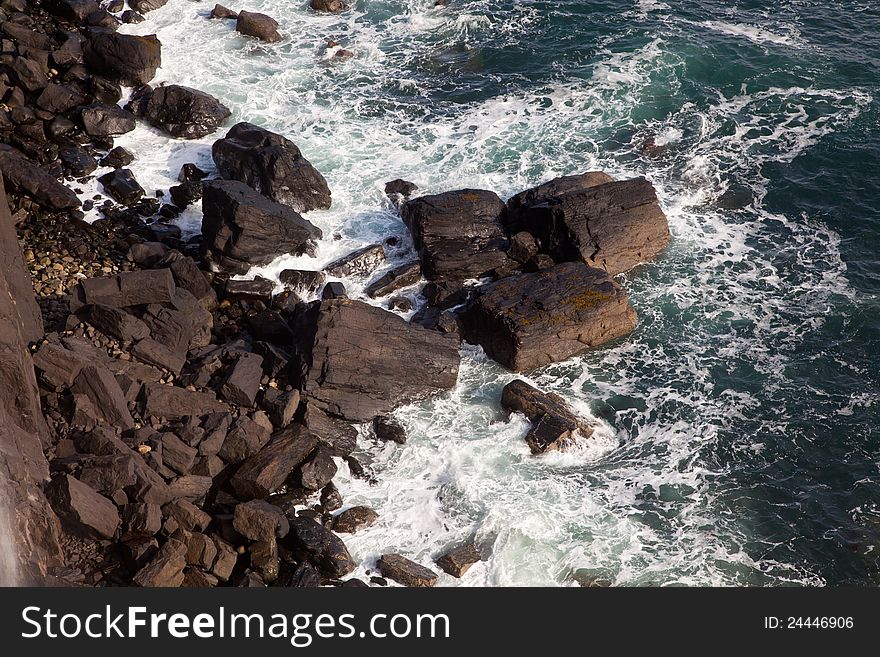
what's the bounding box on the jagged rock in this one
[101,146,134,169]
[280,561,320,587]
[301,403,358,457]
[372,416,406,444]
[138,383,227,419]
[98,168,144,206]
[47,0,101,21]
[507,231,539,264]
[284,516,355,578]
[211,4,238,19]
[220,352,263,407]
[0,145,80,210]
[401,189,509,281]
[262,388,299,429]
[160,433,198,474]
[211,537,238,581]
[121,9,145,23]
[298,447,337,490]
[84,304,150,343]
[47,474,120,540]
[218,415,271,464]
[169,180,202,208]
[377,554,437,587]
[85,31,161,86]
[59,147,98,177]
[72,365,134,429]
[167,475,213,502]
[384,178,418,202]
[157,251,216,307]
[509,177,669,276]
[224,277,275,301]
[80,102,136,137]
[72,269,175,310]
[185,532,217,569]
[332,506,378,534]
[131,337,186,374]
[36,83,86,113]
[249,539,279,581]
[309,0,348,12]
[131,0,168,12]
[11,55,47,92]
[278,269,325,293]
[201,179,322,273]
[291,299,460,422]
[320,482,343,512]
[460,262,637,371]
[364,261,421,298]
[236,10,281,42]
[500,379,594,453]
[212,122,331,213]
[122,503,162,539]
[436,542,481,577]
[137,84,231,139]
[233,500,289,542]
[504,171,614,236]
[230,424,318,500]
[324,244,385,278]
[321,281,346,300]
[133,539,186,587]
[78,453,139,493]
[163,500,211,532]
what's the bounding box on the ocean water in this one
[115,0,880,586]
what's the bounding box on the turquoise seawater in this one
[118,1,880,585]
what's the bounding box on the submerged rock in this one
[500,379,594,453]
[460,262,636,371]
[212,122,331,213]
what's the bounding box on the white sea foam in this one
[114,1,869,585]
[699,20,799,47]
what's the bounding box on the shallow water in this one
[115,0,880,585]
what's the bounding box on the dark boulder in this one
[47,474,120,540]
[377,554,437,587]
[323,244,385,278]
[230,424,318,500]
[131,0,168,12]
[59,147,98,177]
[504,171,614,235]
[201,179,322,273]
[279,269,325,293]
[121,9,145,23]
[11,55,48,92]
[80,102,136,137]
[364,261,421,298]
[220,352,263,407]
[138,84,231,139]
[236,11,281,43]
[211,4,238,19]
[224,277,274,302]
[284,516,356,578]
[506,231,539,264]
[84,304,151,342]
[510,177,669,276]
[233,500,289,542]
[500,379,594,454]
[460,262,637,372]
[0,146,80,210]
[400,189,508,281]
[85,32,161,86]
[133,539,186,587]
[98,168,144,206]
[333,506,378,534]
[100,146,134,169]
[309,0,348,12]
[71,269,175,309]
[218,415,271,464]
[297,447,337,490]
[72,365,135,429]
[169,181,202,208]
[436,542,480,577]
[384,178,418,202]
[321,281,346,300]
[36,83,86,113]
[291,299,460,422]
[212,122,331,213]
[46,0,100,21]
[372,415,406,444]
[138,383,227,419]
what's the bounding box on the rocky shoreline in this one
[0,1,668,587]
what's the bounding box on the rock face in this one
[504,171,613,236]
[201,179,322,273]
[377,554,438,587]
[291,299,461,422]
[0,179,62,582]
[460,262,637,371]
[509,177,669,277]
[236,11,281,42]
[47,474,120,540]
[400,189,509,281]
[85,32,161,86]
[212,122,331,213]
[138,85,231,139]
[500,379,593,453]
